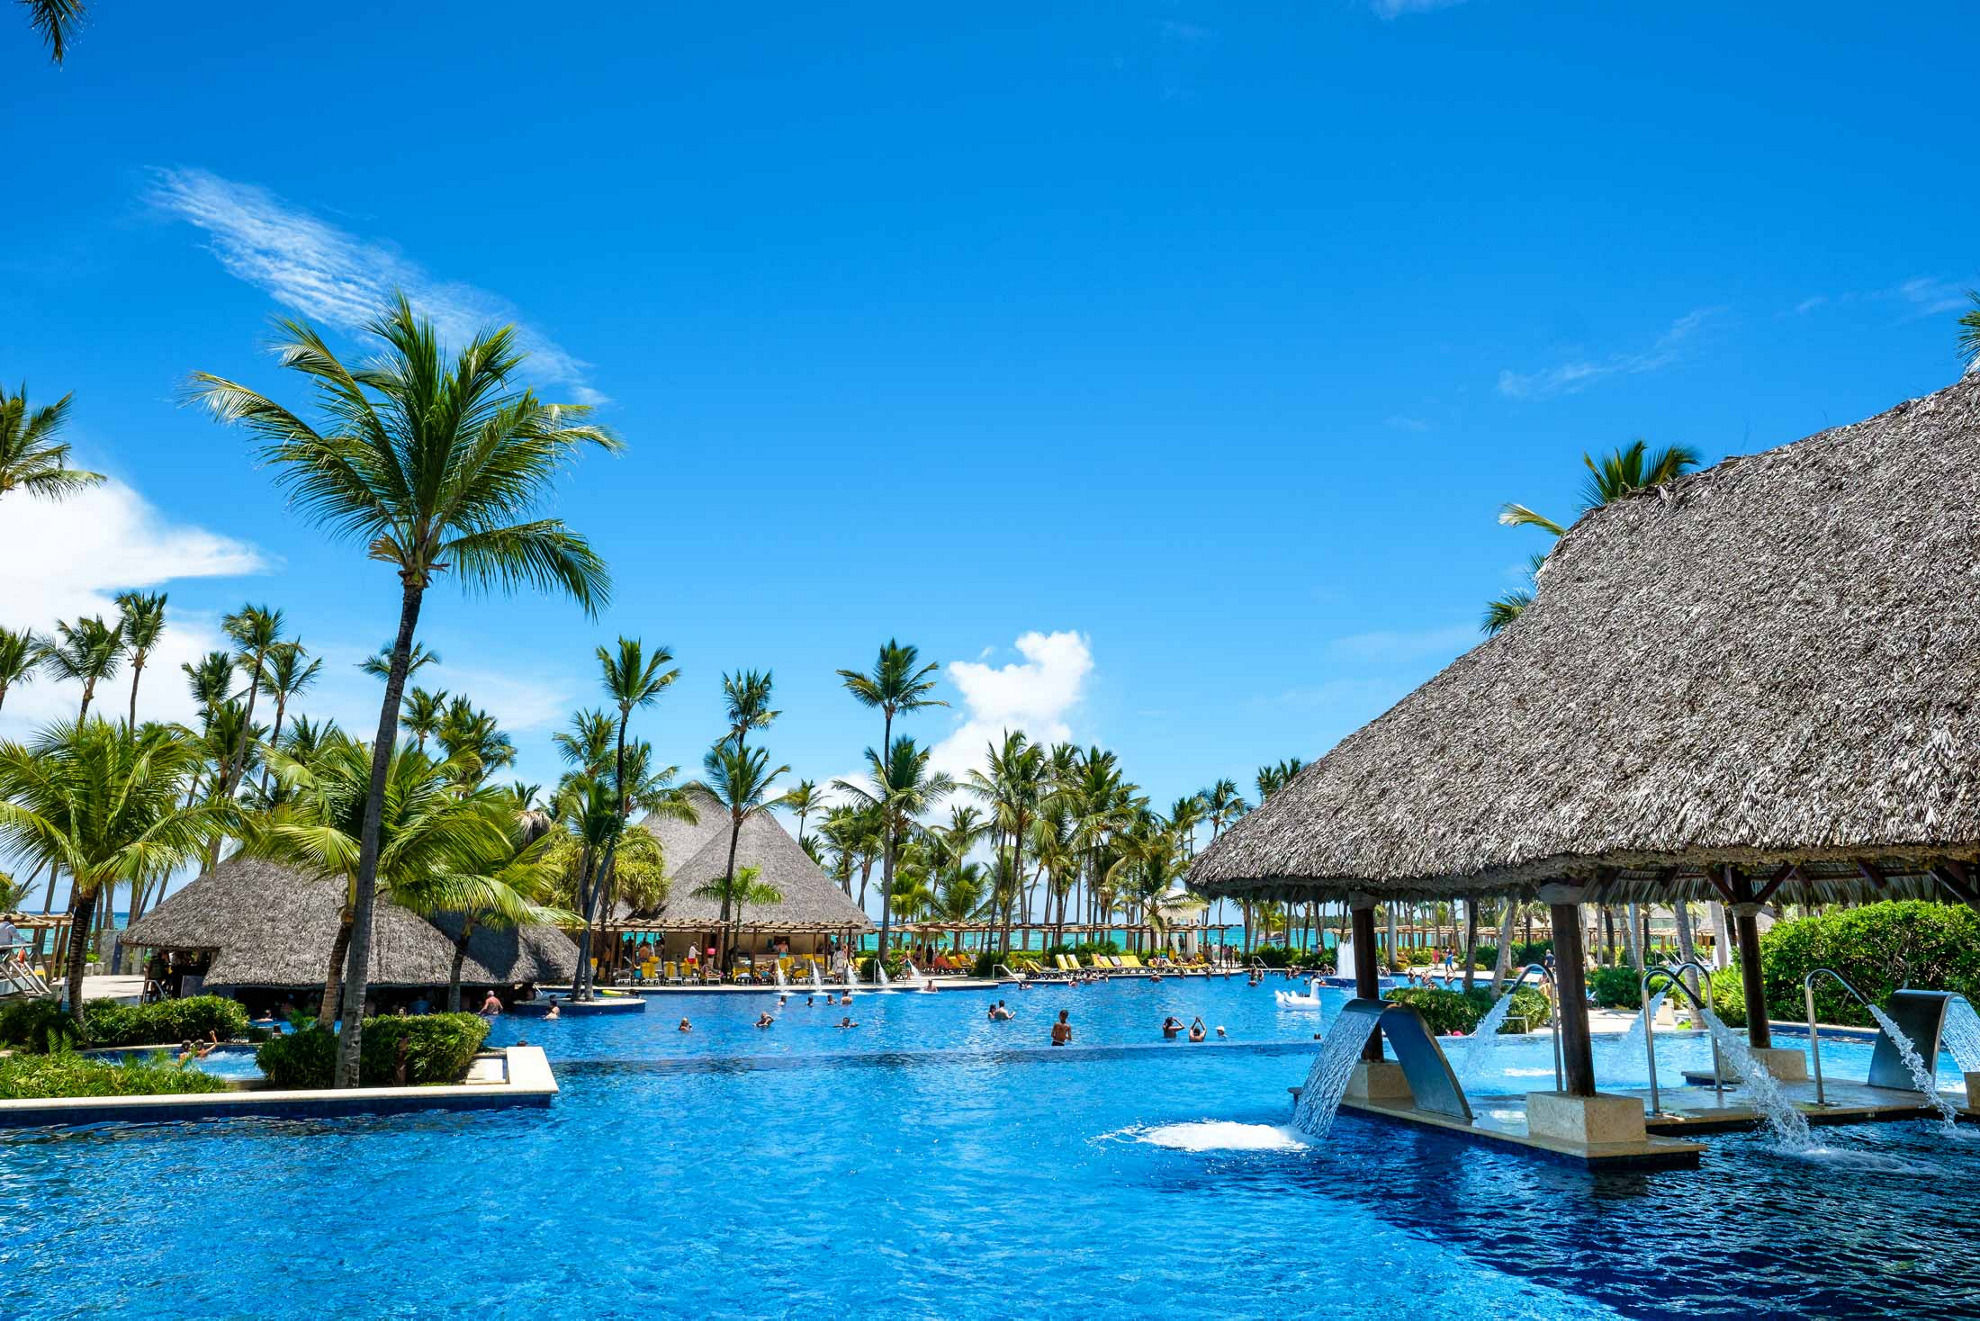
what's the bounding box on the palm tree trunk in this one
[578,709,634,1001]
[257,692,290,800]
[64,882,98,1016]
[877,817,897,963]
[1462,899,1479,993]
[1490,902,1517,994]
[570,843,597,999]
[335,579,424,1088]
[126,656,146,730]
[448,914,476,1013]
[320,914,353,1024]
[719,818,742,972]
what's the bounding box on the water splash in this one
[1697,1007,1813,1150]
[809,964,825,993]
[1454,988,1522,1090]
[1941,997,1980,1075]
[1291,1008,1382,1137]
[1865,1004,1960,1129]
[876,963,893,990]
[1600,989,1669,1076]
[773,965,789,989]
[1125,1121,1308,1152]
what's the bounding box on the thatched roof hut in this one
[623,809,872,933]
[638,786,729,873]
[123,856,577,989]
[1193,374,1980,912]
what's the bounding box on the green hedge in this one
[256,1014,492,1090]
[1383,986,1552,1035]
[0,999,79,1053]
[79,997,250,1048]
[1588,965,1647,1009]
[0,1051,230,1099]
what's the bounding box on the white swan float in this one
[1273,976,1325,1010]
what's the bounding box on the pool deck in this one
[540,979,1006,996]
[1337,1094,1709,1169]
[0,1046,558,1129]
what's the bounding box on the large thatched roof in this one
[1193,375,1980,907]
[623,809,872,932]
[638,786,729,872]
[123,856,578,988]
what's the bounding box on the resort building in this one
[121,856,577,1012]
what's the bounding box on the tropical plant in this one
[783,779,821,847]
[190,293,620,1087]
[112,591,169,728]
[837,641,946,954]
[690,864,784,944]
[434,697,514,787]
[1486,440,1702,634]
[361,640,442,682]
[834,737,953,962]
[0,384,101,500]
[719,668,779,752]
[0,720,220,1013]
[42,616,123,720]
[216,604,285,801]
[400,686,450,752]
[1961,292,1980,371]
[17,0,86,64]
[254,640,322,797]
[0,626,41,715]
[696,740,789,964]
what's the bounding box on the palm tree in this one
[553,707,615,777]
[400,687,450,752]
[254,640,323,797]
[0,385,101,500]
[966,730,1051,949]
[783,779,821,847]
[837,640,946,955]
[697,740,789,967]
[113,591,169,728]
[834,737,954,962]
[244,739,513,1023]
[182,650,236,718]
[43,616,123,719]
[1960,292,1980,372]
[361,640,442,681]
[1487,440,1702,634]
[435,698,515,787]
[190,293,621,1087]
[0,627,41,715]
[574,638,679,999]
[429,798,569,1012]
[18,0,85,63]
[720,668,779,754]
[0,720,220,1014]
[690,864,783,946]
[216,604,285,801]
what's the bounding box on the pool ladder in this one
[1639,962,1725,1116]
[1497,963,1564,1093]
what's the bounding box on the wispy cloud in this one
[1788,276,1970,322]
[1497,307,1723,400]
[1384,414,1430,432]
[1325,622,1476,665]
[146,167,607,405]
[1370,0,1469,17]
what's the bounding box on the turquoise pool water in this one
[8,980,1979,1320]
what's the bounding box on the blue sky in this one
[4,1,1977,905]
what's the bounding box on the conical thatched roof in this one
[123,856,578,988]
[1193,376,1980,907]
[638,786,728,873]
[628,809,872,932]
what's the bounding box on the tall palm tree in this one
[1486,440,1702,634]
[574,638,679,999]
[43,616,123,719]
[361,640,442,681]
[697,740,790,967]
[837,641,946,953]
[19,0,86,63]
[553,706,615,777]
[113,591,169,728]
[428,798,569,1012]
[834,737,954,962]
[190,293,620,1087]
[217,604,285,801]
[720,668,779,753]
[400,687,450,752]
[182,650,236,718]
[783,779,821,846]
[434,698,515,787]
[0,720,220,1014]
[966,730,1051,949]
[0,627,42,715]
[0,385,101,500]
[254,640,323,797]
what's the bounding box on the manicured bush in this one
[0,1051,230,1100]
[257,1015,492,1090]
[1588,965,1646,1009]
[0,998,79,1053]
[79,996,250,1048]
[1384,985,1552,1036]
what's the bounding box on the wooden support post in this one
[1723,864,1772,1051]
[1350,899,1383,1063]
[1543,894,1596,1097]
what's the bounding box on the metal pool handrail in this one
[1803,967,1877,1107]
[1640,962,1724,1116]
[1496,963,1564,1092]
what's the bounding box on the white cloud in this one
[1370,0,1468,16]
[1325,622,1477,665]
[1891,276,1969,319]
[0,481,266,736]
[928,631,1094,782]
[1497,307,1723,400]
[147,167,606,405]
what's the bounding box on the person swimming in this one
[544,1002,560,1021]
[1051,1010,1072,1046]
[1188,1017,1206,1043]
[755,1012,774,1028]
[678,1018,693,1032]
[837,1016,858,1028]
[988,1000,1012,1021]
[1162,1016,1183,1040]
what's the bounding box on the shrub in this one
[359,1014,490,1087]
[1588,965,1645,1009]
[0,1051,230,1100]
[972,951,1045,978]
[0,998,79,1054]
[79,996,250,1048]
[1384,987,1481,1034]
[1253,945,1293,968]
[257,1015,492,1090]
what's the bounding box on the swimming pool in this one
[8,980,1978,1320]
[101,1045,264,1081]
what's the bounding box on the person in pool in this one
[1188,1017,1206,1043]
[837,1016,858,1029]
[677,1018,692,1033]
[479,990,503,1017]
[544,1002,560,1021]
[755,1012,774,1028]
[1051,1010,1072,1046]
[840,994,853,1006]
[1162,1016,1183,1040]
[988,1000,1012,1021]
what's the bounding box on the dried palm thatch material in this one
[622,807,873,933]
[1193,376,1980,907]
[123,856,577,988]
